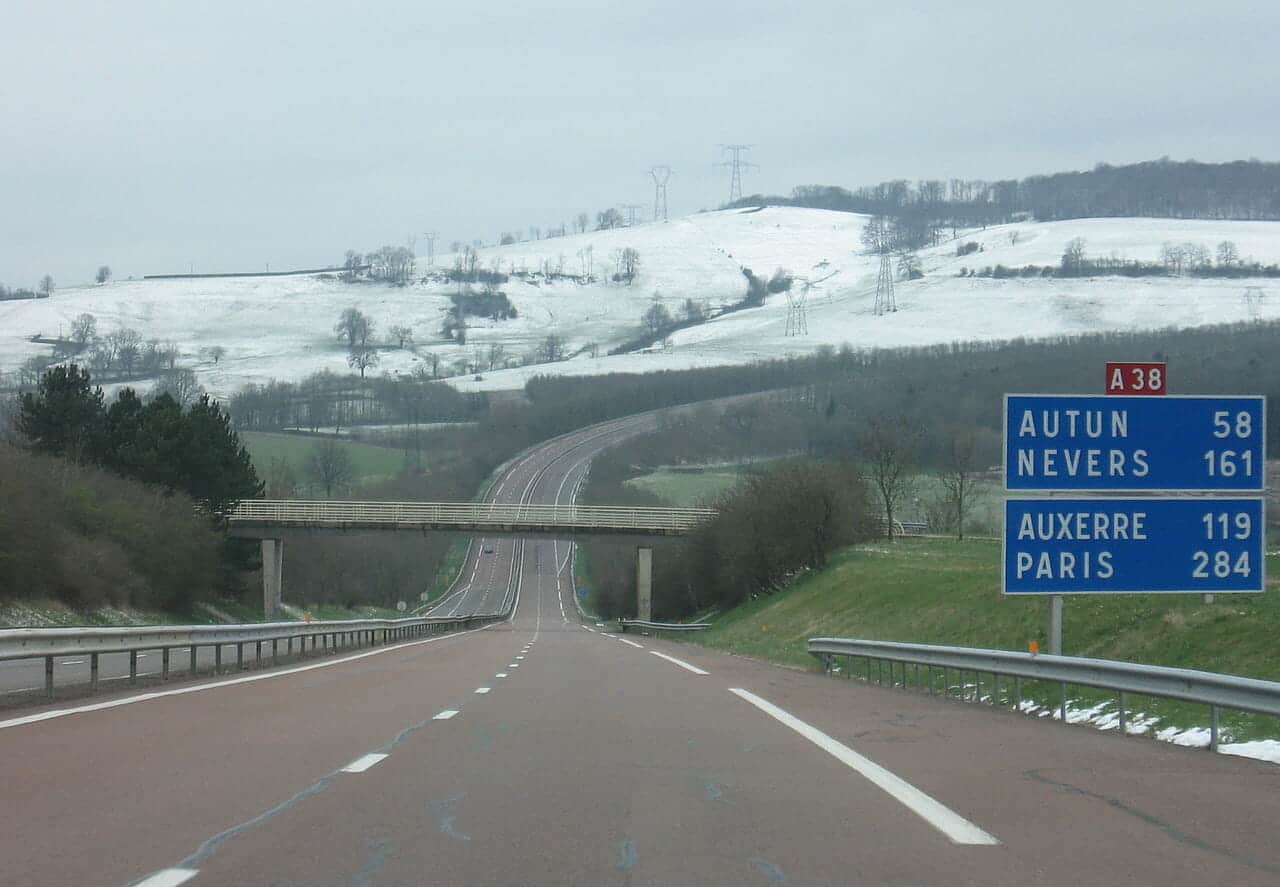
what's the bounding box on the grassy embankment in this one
[688,536,1280,742]
[239,431,411,485]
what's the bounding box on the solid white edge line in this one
[433,709,459,720]
[341,753,389,774]
[134,868,200,887]
[649,650,709,675]
[619,639,644,649]
[0,623,496,732]
[728,688,1000,846]
[475,687,491,694]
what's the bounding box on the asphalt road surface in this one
[3,539,1280,885]
[3,399,1279,884]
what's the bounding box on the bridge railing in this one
[809,636,1280,751]
[231,499,717,532]
[0,613,503,701]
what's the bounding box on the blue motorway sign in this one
[1005,394,1265,492]
[1003,497,1264,595]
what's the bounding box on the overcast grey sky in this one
[2,0,1276,286]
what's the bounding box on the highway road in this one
[3,539,1280,884]
[0,409,662,700]
[3,400,1279,884]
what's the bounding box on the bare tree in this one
[1217,240,1240,268]
[615,247,640,284]
[70,313,97,346]
[305,439,355,497]
[388,324,414,348]
[108,328,143,377]
[265,457,299,498]
[1061,238,1088,275]
[537,334,567,362]
[938,426,987,540]
[205,345,227,364]
[95,265,112,284]
[154,367,203,407]
[334,307,372,349]
[38,275,54,297]
[486,342,507,370]
[347,346,379,378]
[858,417,921,539]
[596,208,624,230]
[422,352,441,379]
[575,212,589,234]
[642,301,672,333]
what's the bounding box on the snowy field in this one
[2,207,1279,397]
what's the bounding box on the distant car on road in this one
[483,545,495,554]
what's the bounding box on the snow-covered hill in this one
[2,207,1278,397]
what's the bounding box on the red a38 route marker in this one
[1105,361,1166,395]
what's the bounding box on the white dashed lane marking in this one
[475,687,491,694]
[619,639,644,649]
[649,650,709,675]
[433,710,459,720]
[134,868,199,887]
[341,753,388,774]
[495,673,508,678]
[729,688,1000,846]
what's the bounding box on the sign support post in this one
[1047,595,1063,655]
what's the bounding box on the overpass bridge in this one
[229,500,716,538]
[228,499,717,618]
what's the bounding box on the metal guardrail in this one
[0,614,502,700]
[230,500,716,535]
[809,637,1280,751]
[618,619,712,633]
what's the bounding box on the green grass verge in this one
[690,536,1280,742]
[240,432,411,484]
[572,545,601,621]
[623,466,744,506]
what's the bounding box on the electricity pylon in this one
[717,144,758,203]
[649,165,673,221]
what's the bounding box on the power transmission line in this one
[717,144,758,203]
[649,165,673,221]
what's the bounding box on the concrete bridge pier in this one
[262,539,284,619]
[636,546,652,622]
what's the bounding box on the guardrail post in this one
[1059,683,1068,722]
[45,655,53,699]
[272,639,279,663]
[162,647,170,681]
[129,650,138,685]
[214,644,222,674]
[190,645,197,675]
[1209,705,1220,751]
[943,666,949,697]
[90,653,99,692]
[236,642,244,671]
[255,640,262,665]
[1117,691,1127,734]
[1014,676,1022,710]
